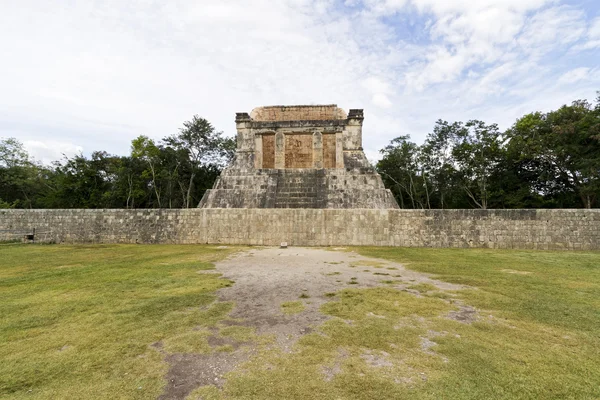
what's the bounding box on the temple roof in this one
[249,105,347,121]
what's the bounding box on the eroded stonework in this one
[199,105,398,209]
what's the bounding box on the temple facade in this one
[199,105,398,209]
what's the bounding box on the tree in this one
[112,156,147,209]
[41,152,120,208]
[0,137,29,168]
[377,135,428,209]
[131,136,163,208]
[506,98,600,208]
[0,116,235,209]
[163,116,234,208]
[0,138,50,208]
[421,121,463,209]
[452,120,503,209]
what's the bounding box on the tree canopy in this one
[1,96,598,209]
[377,94,600,209]
[0,116,233,209]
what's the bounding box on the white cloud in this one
[362,77,393,108]
[576,15,600,50]
[410,0,550,14]
[372,93,393,108]
[518,6,586,55]
[590,16,600,38]
[0,0,599,165]
[23,140,83,165]
[558,68,590,84]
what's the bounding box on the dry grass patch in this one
[281,301,305,315]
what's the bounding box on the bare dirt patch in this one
[322,348,349,381]
[215,247,464,351]
[158,351,251,400]
[361,350,394,367]
[447,304,478,323]
[161,247,469,398]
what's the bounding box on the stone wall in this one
[284,134,313,168]
[250,105,347,121]
[1,209,598,250]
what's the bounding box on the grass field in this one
[1,244,599,399]
[0,244,239,399]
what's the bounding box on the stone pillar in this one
[344,109,364,150]
[335,131,344,168]
[254,134,263,169]
[313,131,323,169]
[275,132,285,169]
[235,112,254,169]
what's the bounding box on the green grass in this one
[281,301,306,315]
[350,247,600,399]
[197,247,600,399]
[219,326,256,342]
[406,282,438,292]
[210,288,453,399]
[350,260,386,268]
[354,247,600,333]
[3,245,600,399]
[0,244,239,399]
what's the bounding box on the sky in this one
[1,0,599,164]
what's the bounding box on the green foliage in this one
[0,138,51,209]
[378,93,600,208]
[0,198,17,209]
[506,99,600,208]
[163,115,235,207]
[0,138,29,168]
[378,135,427,209]
[0,114,232,209]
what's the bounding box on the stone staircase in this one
[273,170,327,208]
[199,167,399,209]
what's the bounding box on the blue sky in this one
[1,0,599,164]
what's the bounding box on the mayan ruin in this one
[199,105,399,209]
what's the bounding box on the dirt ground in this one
[159,246,470,399]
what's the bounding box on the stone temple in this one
[199,105,398,209]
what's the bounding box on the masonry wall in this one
[2,209,598,250]
[250,105,347,121]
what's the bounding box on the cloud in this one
[362,77,393,108]
[558,68,590,84]
[518,6,586,55]
[590,16,600,39]
[23,140,83,165]
[576,16,600,50]
[0,0,599,165]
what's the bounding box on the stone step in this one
[271,169,327,208]
[276,191,319,195]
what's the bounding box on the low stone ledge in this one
[1,209,598,250]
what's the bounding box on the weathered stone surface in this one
[198,168,398,209]
[2,209,598,250]
[200,104,398,209]
[250,105,347,121]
